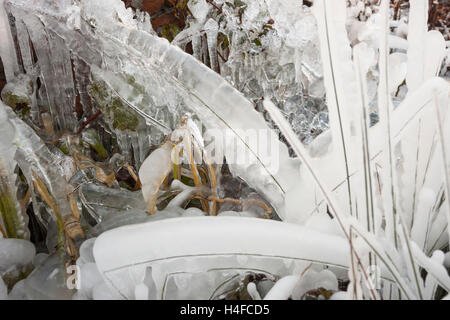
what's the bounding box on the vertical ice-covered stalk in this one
[14,18,32,73]
[204,18,219,73]
[0,0,19,81]
[377,0,397,246]
[20,13,69,130]
[406,0,428,93]
[432,89,450,245]
[0,102,29,239]
[312,0,360,215]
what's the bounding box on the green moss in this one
[89,79,140,132]
[59,142,70,155]
[118,181,130,189]
[89,80,109,102]
[91,142,108,159]
[111,98,138,131]
[234,0,246,7]
[82,129,109,159]
[2,264,34,291]
[252,38,262,47]
[2,91,30,111]
[161,24,181,42]
[0,178,23,239]
[174,0,189,10]
[217,32,230,50]
[112,109,139,131]
[19,106,31,119]
[131,87,146,99]
[126,74,136,85]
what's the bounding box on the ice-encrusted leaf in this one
[93,216,351,299]
[411,242,450,293]
[263,99,344,229]
[3,0,304,222]
[404,1,446,92]
[423,31,447,81]
[0,0,20,80]
[312,0,357,215]
[0,102,29,239]
[406,0,429,93]
[138,140,172,214]
[388,53,407,94]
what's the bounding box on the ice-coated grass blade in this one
[264,100,380,300]
[312,0,353,215]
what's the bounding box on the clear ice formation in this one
[0,100,75,247]
[0,0,316,221]
[173,0,329,144]
[0,0,449,301]
[0,237,35,273]
[92,216,352,299]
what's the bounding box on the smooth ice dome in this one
[0,238,35,273]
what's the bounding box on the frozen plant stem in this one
[264,100,379,300]
[433,92,450,243]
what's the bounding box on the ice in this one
[445,252,450,269]
[0,73,33,111]
[0,277,7,300]
[7,279,27,299]
[134,283,149,300]
[3,101,76,237]
[138,140,172,208]
[263,275,299,300]
[0,103,30,239]
[411,242,450,291]
[85,184,199,236]
[79,183,147,223]
[77,263,103,299]
[8,253,73,299]
[82,0,137,31]
[217,210,259,218]
[93,216,351,299]
[304,211,343,238]
[247,282,261,300]
[388,53,408,94]
[92,282,123,300]
[32,253,49,268]
[406,0,429,93]
[329,291,349,300]
[78,238,96,266]
[204,18,219,72]
[0,0,447,301]
[172,0,328,146]
[0,0,19,81]
[0,238,35,273]
[0,0,317,221]
[291,269,338,300]
[188,0,210,24]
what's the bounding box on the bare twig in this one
[206,0,222,12]
[393,0,403,20]
[124,163,142,190]
[76,109,102,134]
[0,223,6,238]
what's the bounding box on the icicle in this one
[20,13,66,130]
[204,18,219,72]
[406,0,429,93]
[0,0,19,80]
[0,102,29,239]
